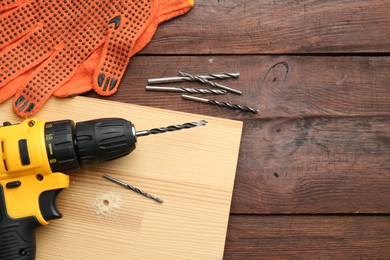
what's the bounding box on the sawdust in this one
[93,191,122,216]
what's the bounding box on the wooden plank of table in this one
[231,116,390,214]
[86,55,390,119]
[144,0,390,54]
[224,215,390,259]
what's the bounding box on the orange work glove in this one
[53,0,193,98]
[0,0,194,117]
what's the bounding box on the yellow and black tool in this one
[0,118,206,260]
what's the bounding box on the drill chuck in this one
[75,118,136,164]
[45,118,136,173]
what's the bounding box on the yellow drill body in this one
[0,119,69,225]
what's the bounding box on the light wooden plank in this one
[0,96,242,260]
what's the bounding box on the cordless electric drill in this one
[0,117,206,260]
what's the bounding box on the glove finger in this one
[53,45,104,97]
[0,1,36,49]
[0,65,37,103]
[92,0,193,96]
[56,22,163,97]
[0,36,98,100]
[13,33,104,117]
[56,24,158,97]
[55,24,159,98]
[92,1,157,96]
[157,0,194,24]
[12,46,71,117]
[0,0,27,13]
[131,0,193,55]
[56,22,156,97]
[0,25,55,88]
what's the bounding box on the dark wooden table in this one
[86,1,390,258]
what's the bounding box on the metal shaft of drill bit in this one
[145,85,227,95]
[147,72,240,85]
[182,94,259,114]
[103,174,164,203]
[135,120,208,137]
[179,71,242,95]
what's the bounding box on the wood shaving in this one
[93,191,121,216]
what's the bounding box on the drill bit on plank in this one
[182,94,259,114]
[103,174,164,204]
[135,120,208,137]
[145,85,227,95]
[179,71,242,95]
[147,72,240,85]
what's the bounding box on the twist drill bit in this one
[179,71,242,95]
[182,94,259,114]
[147,72,240,85]
[145,85,227,95]
[103,174,164,203]
[135,120,208,137]
[200,72,240,81]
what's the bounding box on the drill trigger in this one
[39,189,64,221]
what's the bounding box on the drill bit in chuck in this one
[182,94,259,114]
[135,120,208,137]
[103,174,164,203]
[145,85,227,95]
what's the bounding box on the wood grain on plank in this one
[224,215,390,259]
[144,0,390,54]
[86,55,390,119]
[231,116,390,214]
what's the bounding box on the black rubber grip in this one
[0,185,40,260]
[75,118,136,164]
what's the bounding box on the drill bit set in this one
[146,72,259,114]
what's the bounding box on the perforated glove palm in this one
[0,0,193,117]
